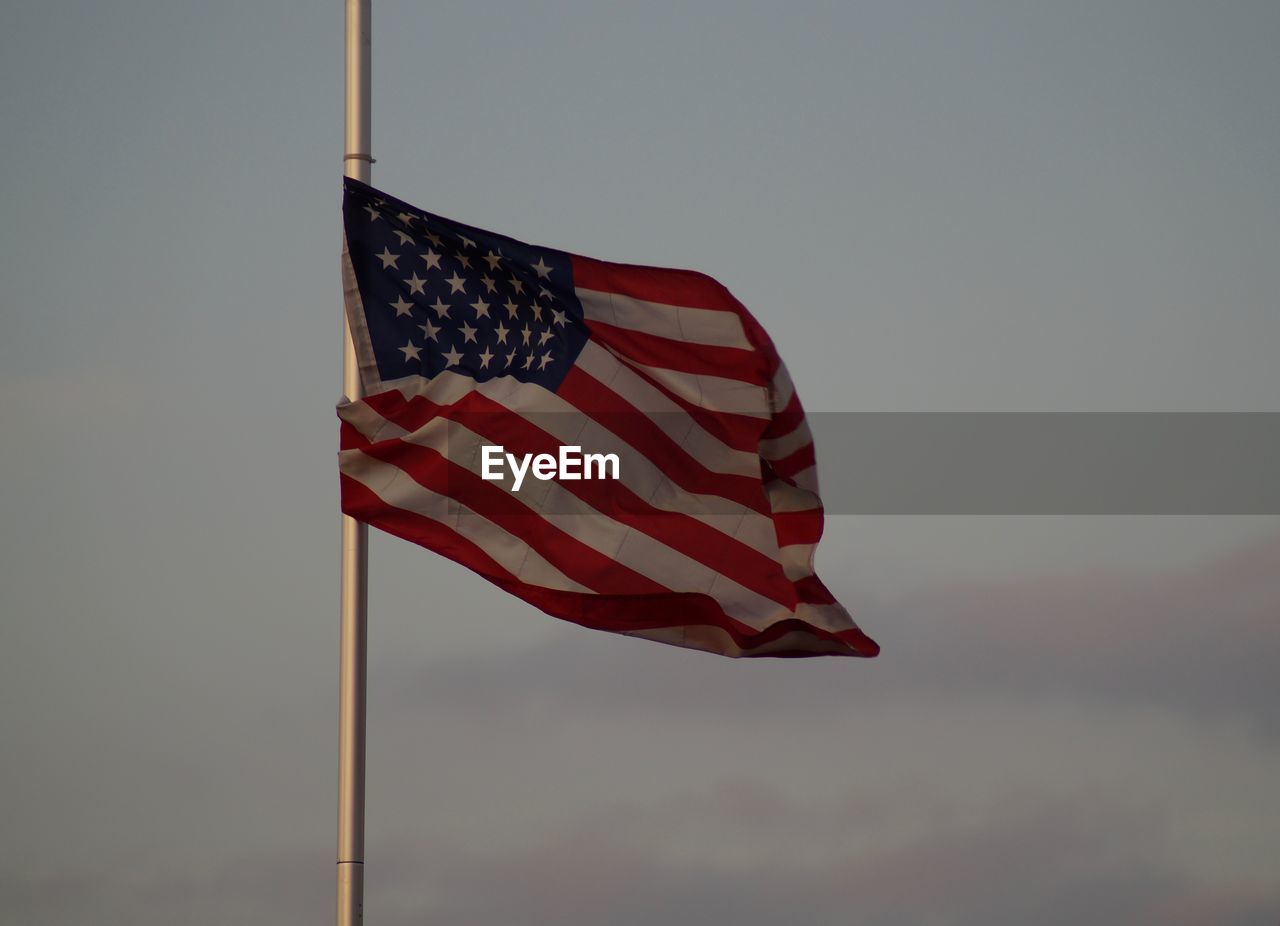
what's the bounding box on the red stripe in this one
[794,575,836,605]
[586,320,772,384]
[572,255,748,313]
[774,509,824,547]
[763,390,805,440]
[340,419,367,452]
[570,254,782,378]
[340,473,516,583]
[359,390,421,431]
[593,353,765,453]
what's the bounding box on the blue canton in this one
[344,179,588,391]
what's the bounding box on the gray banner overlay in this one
[430,413,1280,515]
[810,413,1280,514]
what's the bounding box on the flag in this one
[338,179,878,658]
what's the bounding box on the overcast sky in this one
[2,1,1278,923]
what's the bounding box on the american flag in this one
[339,178,878,658]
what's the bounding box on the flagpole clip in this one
[344,153,376,164]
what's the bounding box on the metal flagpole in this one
[339,1,371,925]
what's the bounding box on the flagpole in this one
[338,1,371,925]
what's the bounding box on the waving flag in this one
[338,179,877,658]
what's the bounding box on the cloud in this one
[10,533,1277,925]
[378,530,1280,736]
[11,774,1274,926]
[893,529,1280,732]
[362,787,1269,926]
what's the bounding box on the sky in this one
[1,1,1278,923]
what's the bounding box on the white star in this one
[480,274,498,294]
[404,273,427,295]
[460,322,478,343]
[499,350,515,369]
[377,247,400,269]
[522,353,535,370]
[538,286,554,302]
[538,352,553,370]
[393,230,415,246]
[483,250,503,270]
[530,302,545,322]
[390,296,415,317]
[442,346,463,367]
[429,297,451,318]
[521,324,534,345]
[478,347,494,369]
[551,308,567,327]
[459,234,477,250]
[508,275,525,294]
[445,273,467,294]
[399,341,422,362]
[419,320,441,341]
[425,231,445,247]
[470,298,491,319]
[502,299,520,318]
[397,212,416,225]
[532,256,553,279]
[422,249,443,270]
[494,322,510,344]
[456,253,473,270]
[538,329,554,345]
[363,203,381,222]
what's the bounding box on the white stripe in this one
[338,399,409,442]
[621,352,770,418]
[788,464,820,494]
[576,287,751,349]
[340,450,591,593]
[778,543,816,581]
[765,479,822,514]
[759,423,813,461]
[770,361,796,414]
[794,602,859,634]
